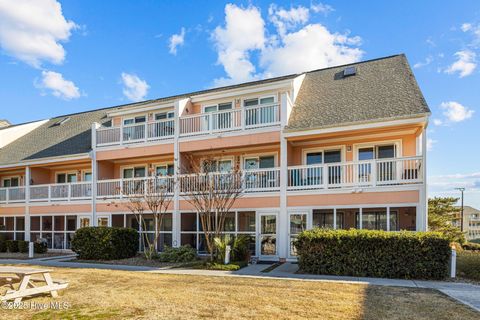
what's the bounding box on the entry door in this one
[257,212,278,259]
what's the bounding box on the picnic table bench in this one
[0,266,68,303]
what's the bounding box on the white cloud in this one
[0,0,77,67]
[432,118,443,126]
[261,24,363,77]
[439,101,474,123]
[429,172,480,195]
[37,70,80,100]
[461,23,472,32]
[310,2,334,15]
[121,73,149,102]
[211,4,363,86]
[445,50,476,77]
[168,27,186,55]
[426,138,437,151]
[413,56,433,69]
[212,4,265,86]
[269,4,310,37]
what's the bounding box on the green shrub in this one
[18,241,29,253]
[213,235,252,263]
[71,227,138,260]
[457,251,480,281]
[295,229,451,280]
[6,240,19,253]
[34,241,48,254]
[462,242,480,251]
[157,245,197,263]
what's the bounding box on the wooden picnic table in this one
[0,266,68,303]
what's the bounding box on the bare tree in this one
[121,172,174,260]
[180,154,244,260]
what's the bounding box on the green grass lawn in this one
[1,265,479,320]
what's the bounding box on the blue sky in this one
[0,1,479,207]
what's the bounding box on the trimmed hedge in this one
[71,227,138,260]
[34,241,48,254]
[18,241,29,253]
[0,233,5,253]
[6,240,19,253]
[157,245,197,263]
[295,229,451,280]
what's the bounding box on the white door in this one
[257,212,278,260]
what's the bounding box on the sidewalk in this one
[1,257,479,312]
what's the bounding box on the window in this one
[155,111,174,120]
[123,167,146,178]
[202,159,232,173]
[304,150,342,185]
[203,102,233,130]
[123,116,146,125]
[355,210,398,231]
[83,172,92,182]
[358,144,396,160]
[98,217,109,227]
[289,213,307,256]
[56,173,77,184]
[156,164,174,176]
[2,177,19,187]
[181,211,256,255]
[244,155,275,170]
[244,96,276,126]
[244,155,276,189]
[313,209,344,229]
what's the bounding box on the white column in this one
[417,129,428,231]
[172,100,181,247]
[278,92,289,260]
[25,166,31,241]
[91,123,101,227]
[359,207,363,229]
[333,208,337,230]
[386,207,391,231]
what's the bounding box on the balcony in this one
[96,118,175,147]
[0,157,423,205]
[94,104,280,147]
[179,103,280,137]
[287,156,423,191]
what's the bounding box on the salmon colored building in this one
[0,55,429,261]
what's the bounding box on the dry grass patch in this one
[0,265,478,320]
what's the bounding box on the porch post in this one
[25,166,31,241]
[91,123,101,227]
[278,92,289,260]
[386,206,390,231]
[333,208,337,230]
[417,129,428,231]
[359,207,363,229]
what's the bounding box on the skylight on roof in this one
[343,66,357,77]
[54,117,71,126]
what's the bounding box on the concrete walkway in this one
[1,257,479,312]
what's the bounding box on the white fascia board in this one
[107,101,176,117]
[190,79,294,103]
[283,116,429,138]
[0,153,90,169]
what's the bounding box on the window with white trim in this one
[2,176,20,187]
[56,173,77,184]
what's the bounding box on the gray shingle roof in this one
[286,54,430,131]
[0,109,111,165]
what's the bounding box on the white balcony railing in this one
[0,186,26,204]
[97,176,175,199]
[96,119,175,146]
[29,182,92,202]
[287,156,423,190]
[0,157,423,205]
[179,104,280,137]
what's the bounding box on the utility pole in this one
[455,187,465,232]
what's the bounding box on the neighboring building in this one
[453,206,480,241]
[0,54,429,261]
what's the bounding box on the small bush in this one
[71,227,138,260]
[457,251,480,281]
[295,229,451,280]
[34,240,48,254]
[157,245,197,263]
[462,242,480,251]
[18,241,29,253]
[6,240,19,253]
[213,235,252,263]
